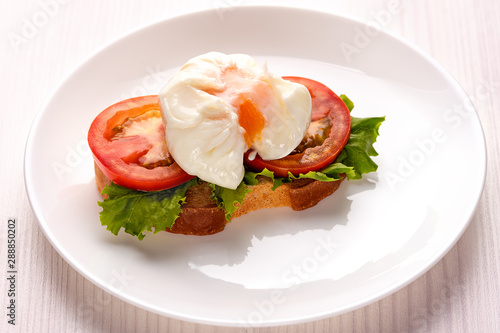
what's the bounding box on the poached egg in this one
[158,52,312,189]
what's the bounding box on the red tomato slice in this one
[88,95,194,191]
[243,76,351,177]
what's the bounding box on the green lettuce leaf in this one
[98,178,198,240]
[244,168,284,190]
[339,94,354,112]
[335,116,385,179]
[209,181,252,221]
[288,162,356,182]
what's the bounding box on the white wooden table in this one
[1,1,499,332]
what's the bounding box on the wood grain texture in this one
[1,0,499,332]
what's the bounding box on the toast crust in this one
[94,163,344,236]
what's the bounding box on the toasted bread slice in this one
[94,162,344,236]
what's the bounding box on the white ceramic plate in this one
[25,6,486,327]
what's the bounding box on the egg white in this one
[159,52,311,189]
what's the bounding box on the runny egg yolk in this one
[209,65,269,148]
[238,99,266,147]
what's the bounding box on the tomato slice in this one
[243,76,351,177]
[88,95,194,191]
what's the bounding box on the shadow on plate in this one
[97,175,378,267]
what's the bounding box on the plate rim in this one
[23,5,487,327]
